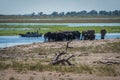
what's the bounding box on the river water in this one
[0,33,120,48]
[0,23,120,48]
[0,23,120,27]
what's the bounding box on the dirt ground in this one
[0,39,120,80]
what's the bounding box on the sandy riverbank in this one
[0,39,120,80]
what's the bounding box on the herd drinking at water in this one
[44,29,107,42]
[19,29,107,42]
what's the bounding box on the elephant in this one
[55,32,66,41]
[75,31,81,39]
[87,30,95,40]
[100,29,107,39]
[44,32,56,42]
[44,32,50,42]
[65,32,73,41]
[81,31,88,40]
[44,32,66,42]
[81,30,95,40]
[64,31,81,40]
[44,30,81,42]
[63,31,81,40]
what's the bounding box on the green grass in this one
[0,61,120,76]
[92,42,120,53]
[68,42,120,53]
[96,65,120,76]
[0,25,120,35]
[0,62,10,70]
[9,77,18,80]
[1,60,93,73]
[0,57,11,61]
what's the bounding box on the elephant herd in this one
[44,29,107,42]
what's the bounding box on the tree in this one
[70,11,77,16]
[59,12,65,16]
[79,10,87,16]
[31,12,35,16]
[107,11,112,16]
[38,12,43,16]
[51,11,58,16]
[112,10,120,16]
[88,10,98,16]
[66,12,71,16]
[99,10,107,16]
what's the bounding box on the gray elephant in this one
[87,30,95,40]
[64,31,81,40]
[44,30,81,42]
[71,31,81,40]
[55,32,66,41]
[44,32,56,42]
[81,30,95,40]
[100,29,107,39]
[81,31,88,40]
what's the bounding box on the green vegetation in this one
[96,65,120,76]
[68,42,120,53]
[9,77,18,80]
[0,62,10,70]
[92,42,120,53]
[0,61,120,76]
[28,41,120,56]
[0,41,120,76]
[0,25,120,35]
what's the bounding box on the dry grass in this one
[68,41,120,53]
[0,39,120,79]
[0,61,120,76]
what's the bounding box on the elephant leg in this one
[101,36,104,39]
[81,36,83,40]
[101,35,105,39]
[48,37,51,42]
[44,38,46,42]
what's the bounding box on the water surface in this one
[0,28,49,31]
[0,23,120,27]
[0,36,44,48]
[0,28,32,30]
[0,33,120,48]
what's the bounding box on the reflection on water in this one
[0,33,120,48]
[0,23,120,27]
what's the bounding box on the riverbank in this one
[0,33,120,48]
[0,39,120,80]
[1,19,120,23]
[0,16,120,23]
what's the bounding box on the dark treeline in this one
[0,10,120,17]
[24,10,120,16]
